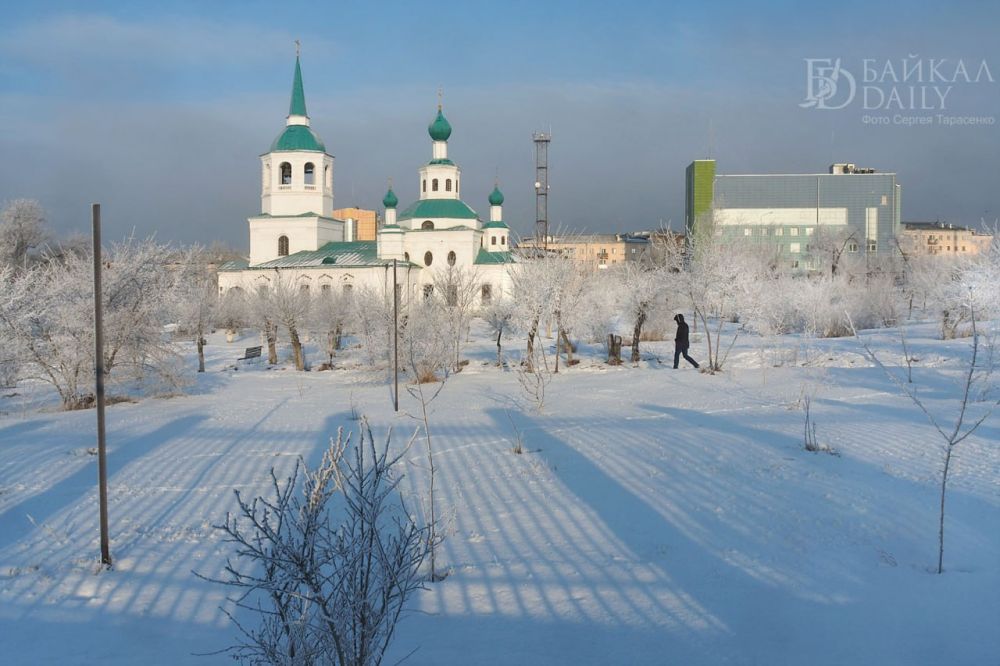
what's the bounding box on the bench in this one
[237,346,262,362]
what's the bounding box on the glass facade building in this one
[685,160,901,268]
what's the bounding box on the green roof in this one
[483,220,508,229]
[289,56,307,117]
[428,108,452,141]
[218,259,249,271]
[270,125,326,152]
[474,248,513,265]
[429,158,455,166]
[397,198,478,221]
[255,241,381,268]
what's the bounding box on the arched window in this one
[422,179,426,193]
[491,236,497,246]
[421,220,434,230]
[501,236,506,246]
[447,250,456,266]
[280,162,292,185]
[432,178,439,192]
[445,179,452,192]
[278,235,289,256]
[404,252,410,262]
[424,251,433,266]
[304,162,315,185]
[299,284,310,294]
[455,179,459,194]
[325,165,331,188]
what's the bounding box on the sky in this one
[1,0,998,248]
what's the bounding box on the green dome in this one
[488,185,504,206]
[382,187,398,209]
[271,125,326,152]
[428,108,452,141]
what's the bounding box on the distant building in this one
[686,160,902,269]
[520,233,650,269]
[900,221,993,257]
[332,207,378,242]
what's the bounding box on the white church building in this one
[218,55,514,303]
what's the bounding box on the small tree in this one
[175,246,218,373]
[853,303,997,573]
[432,265,480,372]
[482,297,515,366]
[207,421,430,665]
[310,286,351,365]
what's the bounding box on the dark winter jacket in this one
[674,314,690,349]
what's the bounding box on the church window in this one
[278,235,289,256]
[456,179,459,194]
[481,284,492,304]
[447,250,456,266]
[501,236,506,246]
[304,162,315,185]
[325,165,331,188]
[422,179,426,193]
[280,162,292,185]
[404,252,410,262]
[491,236,497,246]
[432,178,439,192]
[421,220,434,230]
[299,284,310,294]
[343,284,353,295]
[424,251,433,266]
[445,179,452,192]
[321,284,331,294]
[423,284,434,300]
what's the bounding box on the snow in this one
[1,322,997,665]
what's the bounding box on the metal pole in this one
[393,259,399,412]
[92,203,112,568]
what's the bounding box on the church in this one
[218,54,515,304]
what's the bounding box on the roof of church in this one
[255,241,382,268]
[428,108,452,141]
[218,259,249,271]
[483,220,508,229]
[397,199,478,221]
[270,125,326,152]
[474,248,513,265]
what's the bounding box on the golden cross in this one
[437,86,443,110]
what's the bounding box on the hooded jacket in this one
[674,314,690,349]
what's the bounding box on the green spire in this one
[289,56,308,117]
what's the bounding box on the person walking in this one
[673,313,699,370]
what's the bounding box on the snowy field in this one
[0,321,997,665]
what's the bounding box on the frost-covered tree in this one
[508,253,557,371]
[0,236,181,408]
[216,288,248,338]
[174,246,218,372]
[310,286,352,366]
[208,421,431,665]
[265,271,311,371]
[0,199,47,269]
[350,286,393,367]
[432,265,480,372]
[482,297,515,366]
[247,285,280,364]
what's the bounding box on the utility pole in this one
[393,258,399,412]
[533,132,550,251]
[92,203,112,568]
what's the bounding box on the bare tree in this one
[852,306,998,573]
[206,421,430,665]
[0,199,47,269]
[310,287,351,366]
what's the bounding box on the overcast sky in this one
[1,0,998,248]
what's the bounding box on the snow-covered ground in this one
[1,321,997,665]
